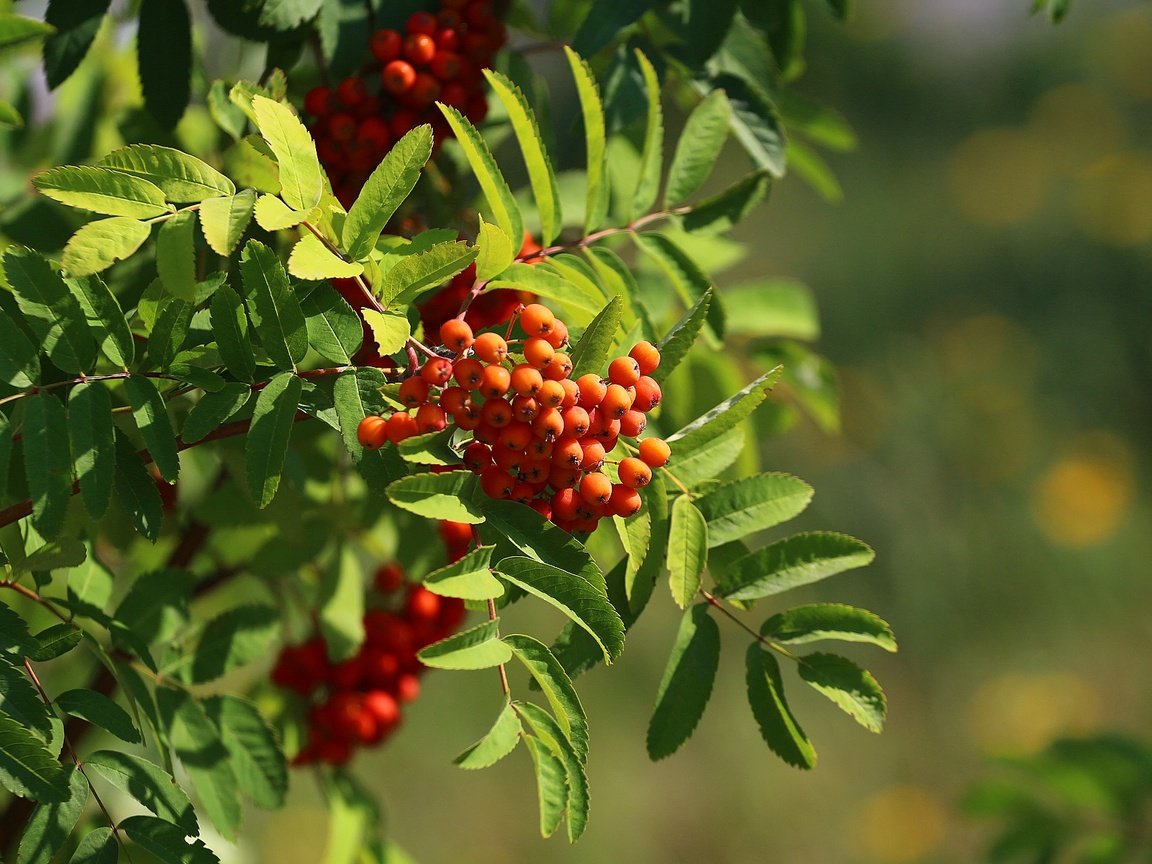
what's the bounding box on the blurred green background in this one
[6,0,1152,860]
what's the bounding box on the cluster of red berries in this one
[273,561,466,765]
[356,303,672,534]
[303,1,506,206]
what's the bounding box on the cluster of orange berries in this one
[274,561,466,765]
[357,303,672,534]
[303,1,505,206]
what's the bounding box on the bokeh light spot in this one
[948,128,1051,226]
[847,785,946,863]
[968,673,1102,756]
[1031,433,1134,547]
[1074,152,1152,246]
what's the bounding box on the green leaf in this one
[377,240,477,308]
[253,193,307,232]
[301,283,362,364]
[343,124,432,261]
[0,657,52,741]
[667,496,707,609]
[653,287,711,385]
[681,170,771,235]
[360,309,410,358]
[148,299,193,371]
[137,0,191,129]
[630,50,663,221]
[454,702,522,770]
[319,545,365,662]
[523,735,567,839]
[571,0,651,57]
[719,532,874,601]
[424,545,504,601]
[55,689,140,743]
[114,569,195,647]
[22,394,72,540]
[26,625,82,661]
[646,604,719,760]
[120,815,219,864]
[482,500,604,591]
[496,558,624,662]
[761,604,897,652]
[181,383,250,445]
[487,263,601,319]
[568,295,623,380]
[65,827,117,864]
[0,100,22,128]
[516,701,589,842]
[0,16,54,50]
[0,312,40,388]
[202,695,286,810]
[632,232,723,339]
[33,165,169,218]
[695,473,813,547]
[0,415,11,503]
[0,711,69,802]
[198,190,256,256]
[161,688,241,840]
[503,634,588,763]
[332,367,389,458]
[66,273,135,367]
[16,766,89,864]
[0,601,34,654]
[745,645,816,768]
[723,279,819,339]
[797,652,886,733]
[190,604,279,683]
[386,471,484,524]
[239,239,308,370]
[668,365,782,448]
[98,145,234,202]
[564,47,609,233]
[245,371,302,509]
[3,246,98,374]
[474,217,514,282]
[484,70,563,245]
[209,284,255,382]
[113,431,164,541]
[122,376,179,483]
[436,103,522,249]
[68,382,116,519]
[61,217,152,278]
[713,74,786,178]
[396,429,458,466]
[417,619,512,670]
[666,91,732,206]
[288,234,363,280]
[252,95,323,212]
[156,211,197,301]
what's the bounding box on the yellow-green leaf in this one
[251,95,323,212]
[287,233,363,280]
[33,165,169,218]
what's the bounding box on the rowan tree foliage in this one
[0,0,911,860]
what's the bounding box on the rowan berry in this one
[618,457,652,489]
[559,377,580,408]
[520,303,555,337]
[463,441,492,471]
[529,499,553,520]
[453,357,484,389]
[600,383,634,418]
[537,379,565,409]
[370,29,403,62]
[404,34,437,66]
[629,340,661,375]
[357,415,388,450]
[305,86,332,117]
[638,437,671,468]
[549,466,581,491]
[579,438,606,472]
[374,562,405,594]
[580,472,613,506]
[609,484,643,518]
[479,364,511,398]
[492,446,526,473]
[439,386,470,414]
[519,459,550,484]
[510,482,536,503]
[421,357,454,386]
[407,73,441,107]
[562,405,590,437]
[543,353,572,381]
[415,403,447,433]
[498,421,533,452]
[363,690,400,727]
[619,409,647,438]
[576,374,606,408]
[510,364,543,396]
[337,77,367,107]
[382,60,417,95]
[511,394,540,422]
[399,376,430,407]
[481,398,512,427]
[480,465,515,498]
[435,26,460,51]
[439,318,474,351]
[440,82,468,108]
[328,112,358,142]
[552,436,583,467]
[473,332,508,364]
[523,337,555,369]
[454,404,482,430]
[526,437,553,460]
[407,11,438,35]
[430,51,463,81]
[386,411,419,443]
[532,407,564,441]
[544,318,568,348]
[396,674,421,703]
[609,356,641,387]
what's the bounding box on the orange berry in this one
[399,376,430,407]
[519,459,550,484]
[421,357,454,386]
[559,378,580,408]
[551,436,583,467]
[415,403,447,433]
[523,337,555,369]
[562,406,590,438]
[453,357,484,389]
[600,383,634,418]
[479,364,510,398]
[492,445,527,473]
[579,439,605,471]
[439,318,474,351]
[579,472,612,506]
[629,341,661,375]
[480,465,514,499]
[638,437,671,468]
[473,332,508,364]
[386,411,419,443]
[543,353,572,381]
[549,466,581,491]
[498,421,533,451]
[609,484,643,518]
[527,437,553,459]
[438,386,470,414]
[608,356,641,387]
[511,394,540,422]
[357,416,388,450]
[532,406,564,441]
[619,409,647,438]
[510,364,543,396]
[536,379,565,409]
[632,376,662,412]
[473,422,498,445]
[481,398,512,427]
[544,318,568,348]
[519,303,555,337]
[552,488,580,520]
[618,457,652,489]
[454,404,481,430]
[463,441,492,471]
[576,374,606,408]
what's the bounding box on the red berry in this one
[430,51,463,81]
[421,357,455,386]
[399,376,430,407]
[454,357,485,389]
[386,411,419,443]
[580,472,612,506]
[357,415,388,450]
[463,441,492,471]
[374,562,405,593]
[404,34,437,66]
[406,11,438,35]
[519,303,555,337]
[608,356,641,387]
[382,60,417,95]
[336,77,367,107]
[609,484,643,518]
[629,341,661,375]
[480,465,515,498]
[370,29,403,63]
[304,86,332,117]
[619,409,647,438]
[415,403,447,433]
[406,72,441,107]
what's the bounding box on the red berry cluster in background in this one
[357,302,672,534]
[273,559,466,766]
[304,1,507,206]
